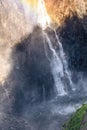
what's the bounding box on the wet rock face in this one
[25,27,54,100]
[59,15,87,72]
[7,26,55,115]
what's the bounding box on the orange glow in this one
[45,0,86,25]
[20,0,86,26]
[22,0,38,8]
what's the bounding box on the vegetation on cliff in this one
[63,104,87,130]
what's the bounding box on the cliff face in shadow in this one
[11,27,54,114]
[58,14,87,72]
[6,26,55,114]
[0,26,56,129]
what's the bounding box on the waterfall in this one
[20,0,75,96]
[43,29,75,96]
[54,30,75,91]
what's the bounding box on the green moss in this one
[63,104,87,130]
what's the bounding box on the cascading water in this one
[43,32,67,96]
[1,1,87,130]
[21,0,75,96]
[54,30,75,91]
[43,29,75,96]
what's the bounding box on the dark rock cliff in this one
[58,14,87,72]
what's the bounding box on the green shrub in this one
[63,104,87,130]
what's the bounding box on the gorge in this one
[0,0,87,130]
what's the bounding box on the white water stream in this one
[43,30,75,96]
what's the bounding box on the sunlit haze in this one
[21,0,51,28]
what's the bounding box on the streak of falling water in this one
[43,32,67,96]
[54,30,75,91]
[1,82,10,103]
[42,85,46,102]
[43,29,75,96]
